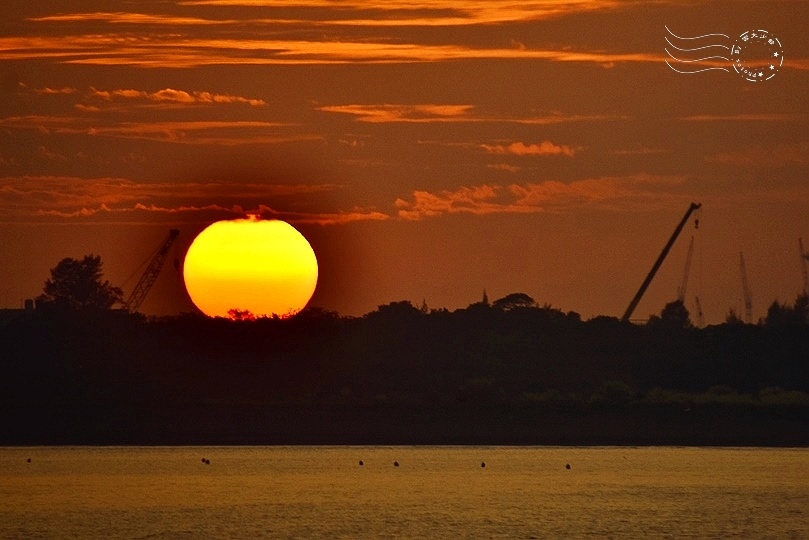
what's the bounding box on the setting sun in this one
[183,217,318,318]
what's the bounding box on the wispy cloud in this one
[319,104,626,124]
[28,12,234,26]
[318,104,475,123]
[0,0,700,70]
[1,176,334,210]
[680,114,809,122]
[32,86,78,95]
[0,115,309,145]
[394,174,687,220]
[6,2,807,71]
[33,203,390,226]
[37,146,67,161]
[177,1,622,26]
[121,202,389,225]
[481,141,579,157]
[488,163,521,173]
[88,87,266,107]
[276,208,390,225]
[0,176,388,226]
[395,184,516,220]
[26,84,265,109]
[87,122,316,146]
[612,147,667,156]
[0,31,665,69]
[705,142,809,166]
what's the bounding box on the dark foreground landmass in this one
[10,403,806,447]
[2,301,808,446]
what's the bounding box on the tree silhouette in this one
[796,293,809,323]
[38,254,123,312]
[228,308,256,321]
[492,292,536,311]
[725,308,745,325]
[765,293,809,326]
[648,299,692,330]
[369,300,424,320]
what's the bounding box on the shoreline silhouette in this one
[1,298,807,446]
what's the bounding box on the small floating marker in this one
[565,463,571,470]
[26,458,31,463]
[393,461,399,467]
[359,460,364,466]
[481,461,486,468]
[205,459,211,465]
[202,458,206,463]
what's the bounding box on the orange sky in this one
[1,0,807,323]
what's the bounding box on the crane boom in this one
[622,202,701,322]
[739,251,753,324]
[677,235,695,302]
[123,229,180,312]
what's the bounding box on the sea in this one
[1,446,807,538]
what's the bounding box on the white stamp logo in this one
[665,26,784,82]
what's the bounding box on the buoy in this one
[481,462,486,468]
[26,458,31,463]
[359,460,364,466]
[393,461,399,467]
[565,463,571,470]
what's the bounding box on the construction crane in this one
[800,238,809,294]
[123,229,180,312]
[739,251,753,324]
[622,202,702,322]
[676,235,695,303]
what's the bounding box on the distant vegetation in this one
[2,292,808,445]
[1,255,807,445]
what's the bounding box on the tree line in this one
[1,254,806,445]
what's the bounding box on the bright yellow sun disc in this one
[183,218,318,318]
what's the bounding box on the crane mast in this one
[622,202,702,322]
[123,229,180,312]
[739,251,753,324]
[800,238,809,294]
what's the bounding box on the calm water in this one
[1,446,807,538]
